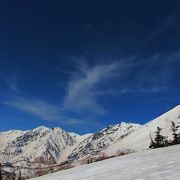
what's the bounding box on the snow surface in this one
[32,144,180,180]
[68,122,141,161]
[105,105,180,156]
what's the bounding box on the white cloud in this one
[63,62,121,115]
[118,86,168,94]
[3,96,104,127]
[3,54,174,122]
[95,86,167,96]
[61,118,85,125]
[2,62,124,122]
[4,98,62,121]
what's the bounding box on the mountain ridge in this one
[104,105,180,156]
[0,122,140,165]
[1,105,180,168]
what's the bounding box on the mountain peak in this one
[105,105,180,156]
[33,126,49,131]
[1,105,180,173]
[68,122,141,161]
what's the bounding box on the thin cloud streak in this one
[61,118,102,127]
[3,97,62,121]
[118,86,168,94]
[2,52,177,124]
[63,62,122,115]
[3,96,103,127]
[96,86,168,96]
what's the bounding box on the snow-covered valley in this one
[32,144,180,180]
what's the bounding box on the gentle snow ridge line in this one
[31,144,180,180]
[104,105,180,155]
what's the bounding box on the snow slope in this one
[105,105,180,156]
[32,144,180,180]
[68,122,141,161]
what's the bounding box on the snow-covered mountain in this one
[0,126,77,164]
[1,105,180,172]
[32,144,180,180]
[105,105,180,156]
[0,123,140,165]
[68,122,141,161]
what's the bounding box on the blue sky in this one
[0,0,180,134]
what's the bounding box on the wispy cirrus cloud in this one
[3,96,103,127]
[63,56,173,115]
[2,62,130,123]
[97,86,168,96]
[3,51,178,124]
[3,97,62,121]
[63,62,123,115]
[61,118,102,128]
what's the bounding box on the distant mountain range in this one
[1,105,180,167]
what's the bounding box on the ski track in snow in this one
[32,144,180,180]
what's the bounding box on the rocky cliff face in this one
[68,122,141,161]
